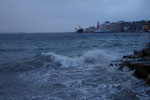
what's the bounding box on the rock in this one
[129,55,135,59]
[146,42,150,48]
[120,43,150,85]
[146,74,150,84]
[143,48,150,56]
[108,63,114,67]
[133,63,150,79]
[123,55,128,58]
[123,55,134,59]
[122,61,135,70]
[134,50,143,58]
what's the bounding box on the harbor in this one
[75,20,150,33]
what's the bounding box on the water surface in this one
[0,33,150,100]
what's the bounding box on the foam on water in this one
[19,49,144,100]
[20,49,118,84]
[1,33,150,100]
[41,49,119,69]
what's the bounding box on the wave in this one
[0,49,119,73]
[19,49,119,85]
[41,49,119,68]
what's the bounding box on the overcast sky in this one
[0,0,150,33]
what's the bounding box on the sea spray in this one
[20,49,119,87]
[41,49,118,69]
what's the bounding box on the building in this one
[97,21,100,29]
[84,26,97,33]
[76,20,150,33]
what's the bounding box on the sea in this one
[0,32,150,100]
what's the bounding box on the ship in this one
[95,29,105,33]
[75,25,84,33]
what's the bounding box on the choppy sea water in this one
[0,32,150,100]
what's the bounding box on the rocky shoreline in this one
[119,42,150,84]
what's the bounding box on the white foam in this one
[20,50,119,84]
[42,52,85,68]
[42,49,119,68]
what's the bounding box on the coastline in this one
[75,32,149,34]
[118,42,150,84]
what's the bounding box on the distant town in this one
[75,20,150,33]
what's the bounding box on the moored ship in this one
[75,26,84,33]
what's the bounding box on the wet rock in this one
[122,60,150,83]
[109,63,114,67]
[123,55,134,59]
[121,61,135,70]
[146,74,150,84]
[120,43,150,84]
[143,48,150,56]
[134,50,143,58]
[123,55,129,59]
[133,63,150,79]
[146,42,150,48]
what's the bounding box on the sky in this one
[0,0,150,33]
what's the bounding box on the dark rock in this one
[123,55,134,59]
[133,63,150,79]
[146,42,150,48]
[120,43,150,84]
[129,55,135,59]
[123,55,128,58]
[146,74,150,84]
[122,61,135,70]
[109,63,114,67]
[134,50,143,58]
[143,48,150,56]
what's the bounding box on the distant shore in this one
[73,32,149,34]
[75,20,150,33]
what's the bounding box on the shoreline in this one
[118,42,150,84]
[75,32,149,34]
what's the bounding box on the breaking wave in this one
[20,49,119,83]
[0,49,119,73]
[41,49,119,68]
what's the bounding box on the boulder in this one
[146,74,150,84]
[123,55,134,59]
[134,50,143,58]
[146,42,150,48]
[143,48,150,56]
[121,61,135,70]
[123,55,129,59]
[133,63,150,79]
[120,43,150,84]
[108,63,114,67]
